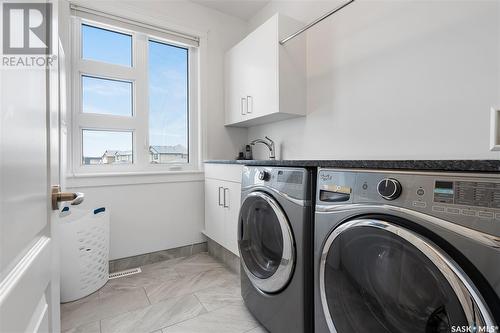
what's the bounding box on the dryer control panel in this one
[317,169,500,235]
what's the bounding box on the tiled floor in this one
[61,252,268,333]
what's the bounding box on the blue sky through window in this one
[82,24,132,66]
[82,76,132,116]
[148,40,188,152]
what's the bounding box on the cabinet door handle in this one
[218,187,224,206]
[241,97,247,115]
[223,188,229,208]
[246,96,253,114]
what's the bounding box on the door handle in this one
[246,96,253,114]
[241,97,247,115]
[223,188,229,208]
[218,186,224,206]
[51,185,84,210]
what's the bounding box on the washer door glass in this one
[239,191,295,293]
[321,219,491,333]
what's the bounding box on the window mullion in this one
[78,61,139,82]
[134,33,149,171]
[76,113,138,130]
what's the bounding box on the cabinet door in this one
[240,15,279,119]
[204,179,225,244]
[222,181,242,256]
[224,47,245,125]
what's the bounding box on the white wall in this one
[248,0,500,160]
[67,178,205,260]
[64,0,249,260]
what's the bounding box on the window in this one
[149,41,189,164]
[71,11,199,174]
[82,76,133,116]
[81,24,132,66]
[82,130,133,165]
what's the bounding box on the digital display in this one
[434,181,454,204]
[434,181,454,194]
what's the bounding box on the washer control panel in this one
[317,169,500,235]
[242,166,310,201]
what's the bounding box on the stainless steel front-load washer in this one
[239,166,314,333]
[314,168,500,333]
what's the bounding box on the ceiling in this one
[190,0,271,21]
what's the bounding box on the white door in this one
[223,181,241,256]
[224,46,245,125]
[0,1,63,332]
[241,15,278,120]
[204,179,225,244]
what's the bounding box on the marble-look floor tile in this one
[98,287,150,316]
[100,267,180,297]
[145,267,237,304]
[244,326,269,333]
[109,245,204,273]
[162,301,259,333]
[172,253,225,277]
[61,288,149,331]
[141,257,186,273]
[194,284,242,311]
[192,242,208,254]
[63,252,247,333]
[61,293,100,331]
[100,294,206,333]
[62,320,101,333]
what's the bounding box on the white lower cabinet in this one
[204,164,242,256]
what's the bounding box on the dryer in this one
[314,168,500,333]
[239,166,314,333]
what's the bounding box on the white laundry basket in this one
[57,206,110,303]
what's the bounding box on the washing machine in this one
[314,168,500,333]
[238,166,314,333]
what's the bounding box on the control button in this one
[413,201,426,208]
[377,178,402,200]
[446,207,460,215]
[258,170,270,181]
[461,209,476,217]
[478,211,494,219]
[362,183,368,190]
[416,188,425,196]
[432,206,446,212]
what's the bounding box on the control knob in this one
[377,178,402,200]
[258,170,270,181]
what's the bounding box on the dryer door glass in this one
[239,191,295,293]
[240,194,283,278]
[321,220,472,333]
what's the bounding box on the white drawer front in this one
[205,163,243,183]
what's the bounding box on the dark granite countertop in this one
[204,159,500,173]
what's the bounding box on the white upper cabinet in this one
[225,14,306,127]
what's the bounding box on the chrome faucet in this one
[250,136,275,160]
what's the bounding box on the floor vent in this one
[109,267,142,280]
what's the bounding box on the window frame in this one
[70,13,200,175]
